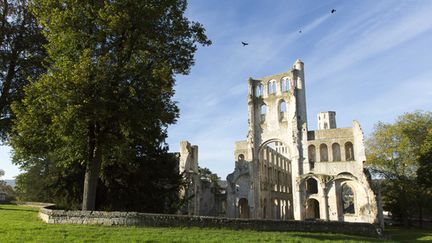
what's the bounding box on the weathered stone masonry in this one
[38,207,382,237]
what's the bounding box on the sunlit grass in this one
[1,204,429,242]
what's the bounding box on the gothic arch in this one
[320,144,328,162]
[255,83,263,97]
[340,183,355,214]
[308,145,316,170]
[258,139,292,158]
[267,79,276,95]
[278,99,287,121]
[305,198,320,219]
[260,103,267,123]
[238,198,250,218]
[281,77,290,92]
[332,143,341,161]
[345,142,354,161]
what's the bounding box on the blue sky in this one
[1,0,432,180]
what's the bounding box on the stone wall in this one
[38,207,383,237]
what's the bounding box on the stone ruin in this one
[177,59,379,225]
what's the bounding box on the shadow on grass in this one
[0,206,37,212]
[385,227,432,242]
[288,232,380,242]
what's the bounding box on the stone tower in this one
[227,59,378,224]
[227,59,307,219]
[317,111,337,130]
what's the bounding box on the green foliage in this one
[96,151,182,213]
[0,0,46,140]
[0,204,397,242]
[14,159,84,209]
[11,0,210,210]
[366,111,432,226]
[198,166,222,193]
[0,169,16,201]
[15,151,182,213]
[418,128,432,190]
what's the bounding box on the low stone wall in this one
[38,207,383,237]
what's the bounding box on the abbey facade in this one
[226,59,378,223]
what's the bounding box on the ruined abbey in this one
[179,59,378,224]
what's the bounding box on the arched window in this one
[320,144,328,162]
[255,84,263,97]
[341,183,355,214]
[345,142,354,161]
[238,154,245,161]
[332,143,341,161]
[306,178,318,194]
[260,104,266,122]
[268,80,276,95]
[279,100,286,120]
[281,77,290,92]
[308,145,316,170]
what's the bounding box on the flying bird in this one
[241,41,249,46]
[298,30,302,34]
[331,9,336,14]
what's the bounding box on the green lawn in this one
[0,204,430,242]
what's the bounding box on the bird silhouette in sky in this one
[331,9,336,14]
[241,41,249,46]
[298,30,302,34]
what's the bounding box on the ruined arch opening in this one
[332,143,341,161]
[306,177,318,194]
[255,84,263,97]
[305,198,320,220]
[260,104,266,123]
[281,77,290,92]
[279,100,286,121]
[345,142,354,161]
[268,80,276,95]
[341,183,355,214]
[320,144,328,162]
[308,145,316,170]
[238,198,250,218]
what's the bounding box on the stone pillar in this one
[321,179,330,221]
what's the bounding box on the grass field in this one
[1,204,431,242]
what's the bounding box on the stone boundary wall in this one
[39,207,383,237]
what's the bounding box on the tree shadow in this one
[386,227,432,242]
[0,205,37,212]
[288,232,381,242]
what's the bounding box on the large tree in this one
[0,0,46,140]
[366,111,432,226]
[11,0,210,210]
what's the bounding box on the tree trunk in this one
[82,123,101,211]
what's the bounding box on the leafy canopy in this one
[11,0,210,210]
[0,0,46,140]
